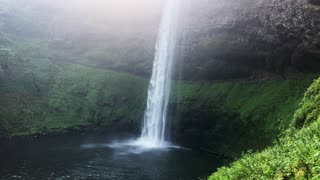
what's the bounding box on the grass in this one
[293,78,320,128]
[209,77,320,180]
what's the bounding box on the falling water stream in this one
[134,0,180,148]
[0,1,224,179]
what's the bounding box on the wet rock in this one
[178,0,320,80]
[309,0,320,5]
[11,175,22,179]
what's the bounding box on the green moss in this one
[0,57,148,137]
[209,77,320,180]
[293,78,320,128]
[0,32,150,137]
[171,75,317,153]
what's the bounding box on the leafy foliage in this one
[209,77,320,180]
[293,78,320,128]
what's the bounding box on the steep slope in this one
[170,75,317,156]
[0,53,148,137]
[209,77,320,179]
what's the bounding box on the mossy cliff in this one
[169,75,318,156]
[209,77,320,179]
[0,45,317,155]
[0,40,317,164]
[0,56,148,137]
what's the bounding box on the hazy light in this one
[34,0,164,23]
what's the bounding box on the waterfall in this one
[136,0,180,148]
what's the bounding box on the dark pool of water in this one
[0,133,222,180]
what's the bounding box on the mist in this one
[1,0,320,179]
[1,0,164,36]
[0,0,169,76]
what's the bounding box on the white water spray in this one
[134,0,180,148]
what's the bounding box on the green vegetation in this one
[209,77,320,179]
[294,78,320,128]
[0,50,148,137]
[0,30,149,137]
[0,31,317,159]
[171,75,318,155]
[1,1,320,179]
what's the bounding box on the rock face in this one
[2,0,319,80]
[177,0,320,80]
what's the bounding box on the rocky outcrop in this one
[178,0,320,80]
[2,0,319,81]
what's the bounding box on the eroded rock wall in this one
[178,0,320,80]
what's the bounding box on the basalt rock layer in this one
[178,0,320,80]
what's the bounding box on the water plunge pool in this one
[0,133,222,180]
